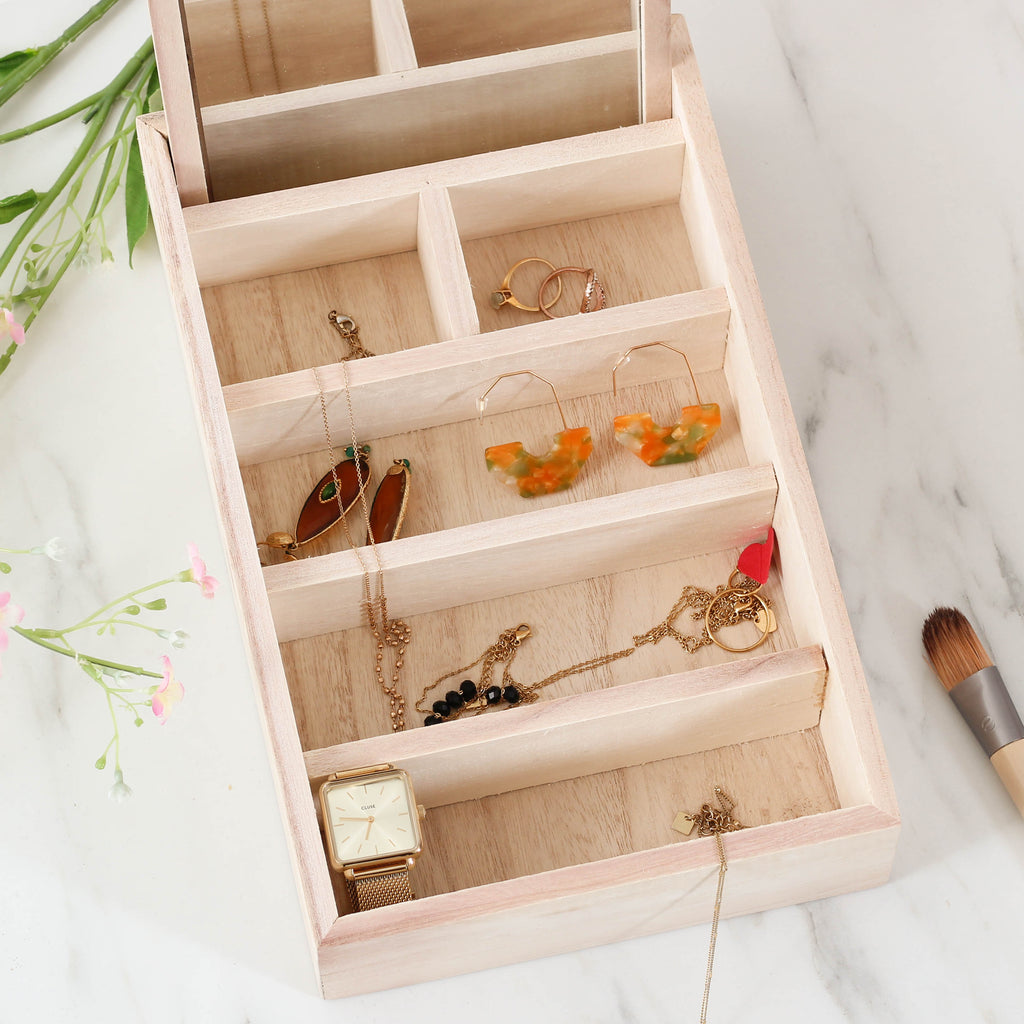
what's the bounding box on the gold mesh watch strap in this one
[346,866,415,911]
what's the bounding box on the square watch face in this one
[320,769,421,871]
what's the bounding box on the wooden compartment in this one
[311,644,837,911]
[141,7,898,998]
[184,0,379,105]
[403,0,634,67]
[165,0,669,202]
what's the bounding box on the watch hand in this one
[365,816,374,840]
[334,816,372,823]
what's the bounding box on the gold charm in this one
[671,811,696,836]
[754,604,778,635]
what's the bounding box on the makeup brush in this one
[922,607,1024,818]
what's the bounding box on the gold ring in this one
[537,266,606,319]
[490,258,563,313]
[704,588,771,653]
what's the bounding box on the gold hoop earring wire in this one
[477,369,569,430]
[611,341,705,403]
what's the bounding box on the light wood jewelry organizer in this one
[142,1,898,998]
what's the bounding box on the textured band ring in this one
[537,266,606,319]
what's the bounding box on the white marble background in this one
[2,0,1024,1020]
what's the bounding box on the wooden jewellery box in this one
[141,0,899,998]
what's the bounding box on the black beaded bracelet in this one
[423,679,521,725]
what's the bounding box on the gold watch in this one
[318,763,424,912]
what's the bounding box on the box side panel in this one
[668,18,897,818]
[137,117,337,964]
[318,806,898,997]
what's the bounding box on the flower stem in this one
[64,617,166,638]
[14,55,156,337]
[11,626,162,678]
[104,689,121,771]
[0,39,153,274]
[0,0,124,109]
[0,88,105,144]
[64,575,176,633]
[0,40,154,377]
[0,340,15,375]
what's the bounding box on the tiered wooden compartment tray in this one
[140,14,898,998]
[171,0,669,200]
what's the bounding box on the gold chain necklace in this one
[313,316,407,732]
[230,0,281,95]
[672,787,745,1023]
[417,571,772,724]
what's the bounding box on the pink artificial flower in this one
[186,542,219,599]
[151,655,185,723]
[1,308,25,346]
[0,591,25,678]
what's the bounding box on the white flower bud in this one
[107,768,133,804]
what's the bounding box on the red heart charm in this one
[737,527,775,585]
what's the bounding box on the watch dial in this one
[324,771,419,866]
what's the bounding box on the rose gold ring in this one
[537,266,606,319]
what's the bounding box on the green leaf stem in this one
[0,0,123,109]
[125,133,148,267]
[0,32,157,377]
[0,191,40,225]
[0,49,37,84]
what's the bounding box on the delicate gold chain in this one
[703,831,728,1024]
[530,644,637,692]
[313,326,407,732]
[677,787,745,1024]
[230,0,280,95]
[259,0,282,93]
[230,0,254,95]
[328,310,375,359]
[418,576,768,722]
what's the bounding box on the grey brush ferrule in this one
[949,666,1024,757]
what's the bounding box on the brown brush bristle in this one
[922,607,993,691]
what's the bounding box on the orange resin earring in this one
[478,371,593,498]
[611,342,721,466]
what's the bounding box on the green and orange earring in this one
[611,342,721,466]
[478,371,593,498]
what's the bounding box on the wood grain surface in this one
[241,368,747,559]
[281,544,793,750]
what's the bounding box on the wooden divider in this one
[200,34,642,198]
[417,187,479,341]
[264,465,777,639]
[223,288,730,464]
[305,645,827,802]
[371,0,418,73]
[183,118,684,285]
